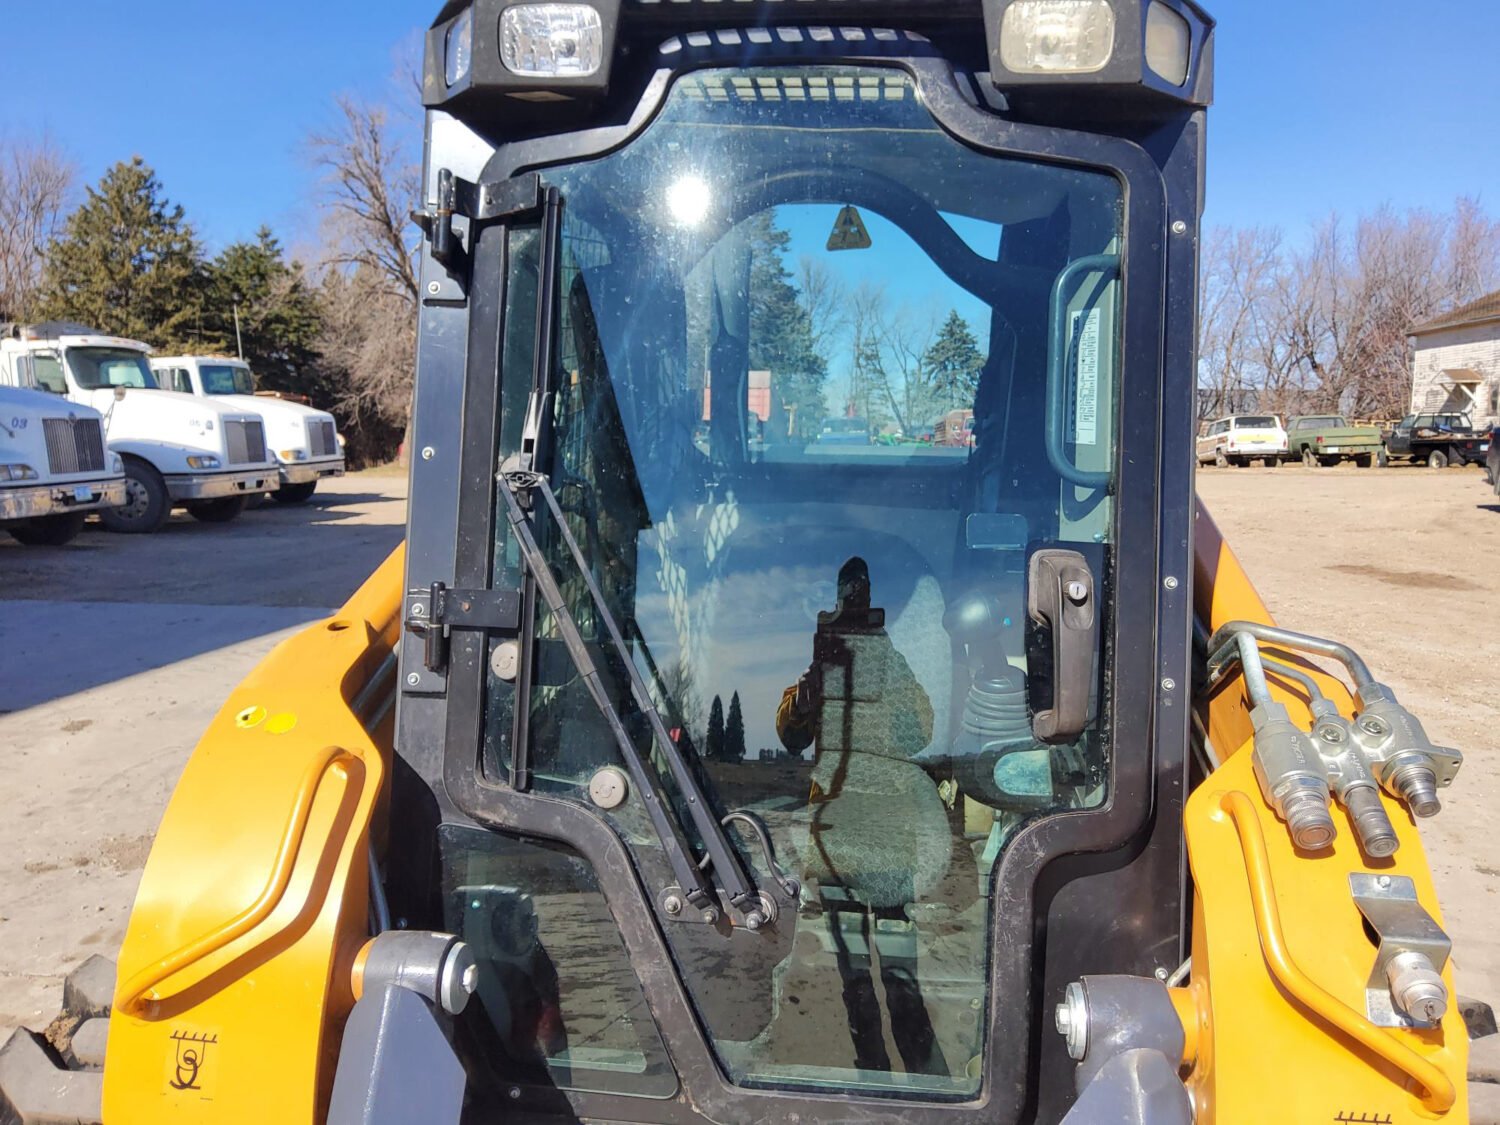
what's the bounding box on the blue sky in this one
[3,0,1497,252]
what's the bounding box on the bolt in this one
[410,602,426,617]
[406,672,421,686]
[1171,220,1188,235]
[663,894,683,916]
[1360,717,1388,736]
[395,917,408,929]
[421,446,435,461]
[1064,580,1089,604]
[1154,966,1169,981]
[508,1087,522,1101]
[428,280,442,295]
[1317,725,1345,744]
[1163,575,1179,591]
[1161,677,1176,692]
[1376,874,1392,889]
[702,909,720,925]
[743,910,763,931]
[1056,981,1088,1060]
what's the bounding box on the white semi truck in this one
[0,385,127,545]
[0,323,278,532]
[152,356,345,503]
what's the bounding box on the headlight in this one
[445,7,473,87]
[500,4,604,78]
[1000,0,1116,74]
[279,449,309,462]
[186,455,221,470]
[110,453,124,474]
[1144,1,1191,86]
[0,464,39,482]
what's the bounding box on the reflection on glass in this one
[483,65,1123,1099]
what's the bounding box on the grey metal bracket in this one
[413,169,544,295]
[404,582,521,676]
[1350,872,1452,1028]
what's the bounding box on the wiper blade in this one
[498,468,764,923]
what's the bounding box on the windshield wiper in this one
[498,468,768,928]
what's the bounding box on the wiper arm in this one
[498,468,766,925]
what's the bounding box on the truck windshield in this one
[199,364,255,395]
[66,348,157,390]
[474,65,1124,1100]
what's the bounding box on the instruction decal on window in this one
[1071,307,1101,447]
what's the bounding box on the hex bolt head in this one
[701,909,720,925]
[663,894,683,916]
[1360,717,1388,736]
[1056,981,1089,1060]
[1317,725,1345,743]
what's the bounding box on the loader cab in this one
[396,2,1211,1120]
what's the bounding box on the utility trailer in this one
[69,3,1484,1124]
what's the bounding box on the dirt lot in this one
[0,472,407,1030]
[0,462,1495,1041]
[1198,462,1500,1007]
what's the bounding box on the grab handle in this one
[117,746,361,1016]
[1046,253,1119,490]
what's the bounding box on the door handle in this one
[1027,549,1097,743]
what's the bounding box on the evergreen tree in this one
[202,228,326,398]
[39,157,202,346]
[706,695,725,761]
[923,309,986,411]
[725,691,746,762]
[746,211,827,439]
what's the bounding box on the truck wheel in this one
[1427,449,1448,470]
[99,458,170,534]
[1301,446,1318,468]
[1318,456,1339,467]
[7,511,87,546]
[1213,449,1228,468]
[1353,454,1373,468]
[271,481,318,504]
[1264,456,1280,468]
[186,496,247,523]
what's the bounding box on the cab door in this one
[1387,415,1415,455]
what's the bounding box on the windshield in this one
[471,65,1123,1101]
[199,363,254,395]
[66,347,156,390]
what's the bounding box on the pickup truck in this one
[1283,414,1383,467]
[1382,411,1490,469]
[152,356,345,503]
[0,323,278,531]
[0,385,127,545]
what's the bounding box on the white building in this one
[1409,289,1500,428]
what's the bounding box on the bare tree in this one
[308,96,423,461]
[0,136,75,323]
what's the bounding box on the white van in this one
[0,385,127,545]
[0,323,278,532]
[1195,414,1288,467]
[152,356,345,503]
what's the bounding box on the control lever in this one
[1027,549,1097,743]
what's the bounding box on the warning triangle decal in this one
[826,205,872,251]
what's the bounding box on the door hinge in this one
[405,581,522,675]
[412,170,544,287]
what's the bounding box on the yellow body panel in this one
[102,546,404,1123]
[1186,501,1468,1122]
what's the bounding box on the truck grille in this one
[308,418,338,458]
[42,417,107,475]
[225,419,267,465]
